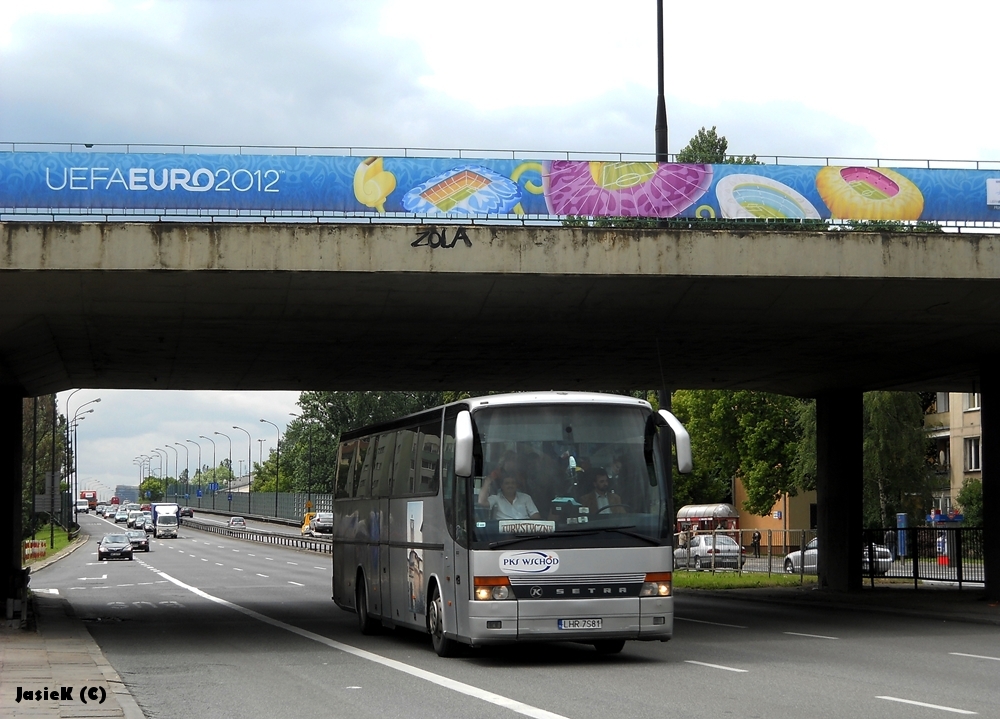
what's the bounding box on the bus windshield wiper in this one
[488,534,552,549]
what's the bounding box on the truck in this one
[79,490,98,511]
[151,502,180,538]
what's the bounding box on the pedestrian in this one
[751,529,761,558]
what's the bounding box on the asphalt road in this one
[29,513,1000,719]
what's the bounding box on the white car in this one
[783,538,893,575]
[674,534,745,570]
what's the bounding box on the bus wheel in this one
[356,578,380,635]
[428,587,459,657]
[593,639,626,655]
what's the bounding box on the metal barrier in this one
[181,517,331,555]
[22,539,47,562]
[673,529,816,580]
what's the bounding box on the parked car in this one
[673,534,745,570]
[114,510,130,523]
[782,538,893,575]
[98,534,134,561]
[178,507,194,518]
[228,516,247,529]
[309,512,333,535]
[126,529,150,552]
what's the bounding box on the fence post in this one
[911,527,919,589]
[868,536,875,588]
[799,530,805,585]
[767,529,772,576]
[956,529,964,590]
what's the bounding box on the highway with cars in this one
[28,512,1000,719]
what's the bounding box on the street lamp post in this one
[150,450,165,500]
[291,413,317,511]
[174,442,189,504]
[199,435,217,510]
[260,419,280,519]
[233,426,252,516]
[215,431,232,511]
[654,0,668,162]
[186,440,202,508]
[164,445,179,502]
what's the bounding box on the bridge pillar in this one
[815,391,863,591]
[1,388,25,613]
[982,364,1000,601]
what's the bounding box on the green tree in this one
[138,476,164,502]
[676,126,759,165]
[956,478,982,527]
[21,395,68,537]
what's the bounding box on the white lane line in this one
[257,574,269,578]
[215,563,224,566]
[117,584,134,587]
[265,557,273,561]
[201,558,208,562]
[248,554,256,557]
[684,660,748,673]
[288,581,304,586]
[138,582,153,585]
[313,567,325,570]
[189,554,196,557]
[234,568,243,571]
[287,562,298,565]
[784,632,838,640]
[876,696,976,715]
[950,652,1000,662]
[148,569,569,719]
[675,617,748,629]
[217,546,224,549]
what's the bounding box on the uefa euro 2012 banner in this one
[2,152,999,222]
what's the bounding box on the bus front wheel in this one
[428,587,460,657]
[356,577,380,635]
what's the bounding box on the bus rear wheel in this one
[356,578,380,635]
[428,587,460,657]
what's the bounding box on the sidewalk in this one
[1,533,145,718]
[684,582,1000,626]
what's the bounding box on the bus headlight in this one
[640,572,672,597]
[474,576,513,600]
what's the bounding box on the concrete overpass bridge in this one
[2,220,999,605]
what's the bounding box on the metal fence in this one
[671,527,984,588]
[186,491,333,521]
[182,516,331,554]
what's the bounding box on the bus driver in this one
[478,472,542,521]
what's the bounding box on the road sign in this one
[305,500,312,510]
[227,493,233,501]
[196,489,202,498]
[184,493,189,499]
[145,491,151,498]
[208,482,219,491]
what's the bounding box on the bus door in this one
[440,409,465,637]
[389,427,419,626]
[372,431,396,623]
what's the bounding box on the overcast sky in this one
[5,0,997,497]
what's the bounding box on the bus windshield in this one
[470,403,667,546]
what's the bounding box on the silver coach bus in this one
[331,391,692,656]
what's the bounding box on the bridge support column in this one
[982,364,1000,601]
[1,388,25,614]
[815,391,863,591]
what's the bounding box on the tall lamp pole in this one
[199,435,217,510]
[164,445,179,502]
[151,449,166,500]
[215,431,233,510]
[174,442,189,504]
[186,440,202,508]
[260,419,280,519]
[654,0,668,162]
[233,426,252,515]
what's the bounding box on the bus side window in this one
[354,436,374,498]
[371,432,396,498]
[442,409,467,546]
[335,441,357,499]
[392,429,417,497]
[416,422,441,495]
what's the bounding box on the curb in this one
[26,529,91,574]
[680,587,1000,627]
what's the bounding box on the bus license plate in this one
[558,618,602,630]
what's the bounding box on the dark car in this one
[98,534,134,561]
[126,529,150,552]
[178,507,194,518]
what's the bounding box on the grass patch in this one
[22,524,73,566]
[673,570,819,590]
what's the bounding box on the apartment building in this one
[925,392,982,514]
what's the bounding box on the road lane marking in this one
[265,557,273,560]
[78,574,107,581]
[950,652,1000,662]
[876,697,976,714]
[216,563,224,566]
[684,660,748,673]
[201,558,208,561]
[313,567,325,570]
[287,562,298,565]
[784,632,838,640]
[288,581,304,586]
[33,588,59,595]
[148,569,570,719]
[234,568,243,571]
[675,617,747,629]
[257,574,269,578]
[248,554,256,557]
[189,554,196,557]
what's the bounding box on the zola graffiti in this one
[411,227,472,248]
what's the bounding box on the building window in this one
[964,436,981,471]
[936,392,950,413]
[937,440,950,469]
[963,393,981,411]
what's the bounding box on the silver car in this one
[674,534,745,570]
[783,538,893,575]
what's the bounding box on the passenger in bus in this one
[478,472,542,521]
[579,468,625,515]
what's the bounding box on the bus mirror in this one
[455,410,474,477]
[658,410,693,474]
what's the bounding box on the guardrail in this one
[181,517,331,555]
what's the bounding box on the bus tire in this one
[593,639,626,655]
[356,576,380,635]
[428,586,460,657]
